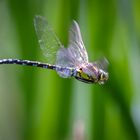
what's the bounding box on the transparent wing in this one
[92,57,109,71]
[56,20,88,68]
[34,16,63,64]
[69,20,88,63]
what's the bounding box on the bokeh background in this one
[0,0,140,140]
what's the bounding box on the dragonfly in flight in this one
[0,16,109,84]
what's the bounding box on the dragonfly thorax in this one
[56,66,76,78]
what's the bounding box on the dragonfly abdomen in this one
[0,58,76,78]
[55,66,76,78]
[0,59,57,70]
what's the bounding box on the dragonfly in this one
[0,16,109,84]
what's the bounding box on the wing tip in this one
[34,15,45,20]
[34,15,47,23]
[70,20,81,33]
[72,20,79,26]
[34,15,48,30]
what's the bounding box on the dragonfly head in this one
[98,69,109,84]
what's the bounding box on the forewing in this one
[92,57,109,71]
[56,20,88,68]
[34,16,63,64]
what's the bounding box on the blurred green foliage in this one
[0,0,140,140]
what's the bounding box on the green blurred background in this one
[0,0,140,140]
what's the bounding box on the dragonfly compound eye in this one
[101,72,108,80]
[98,69,109,84]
